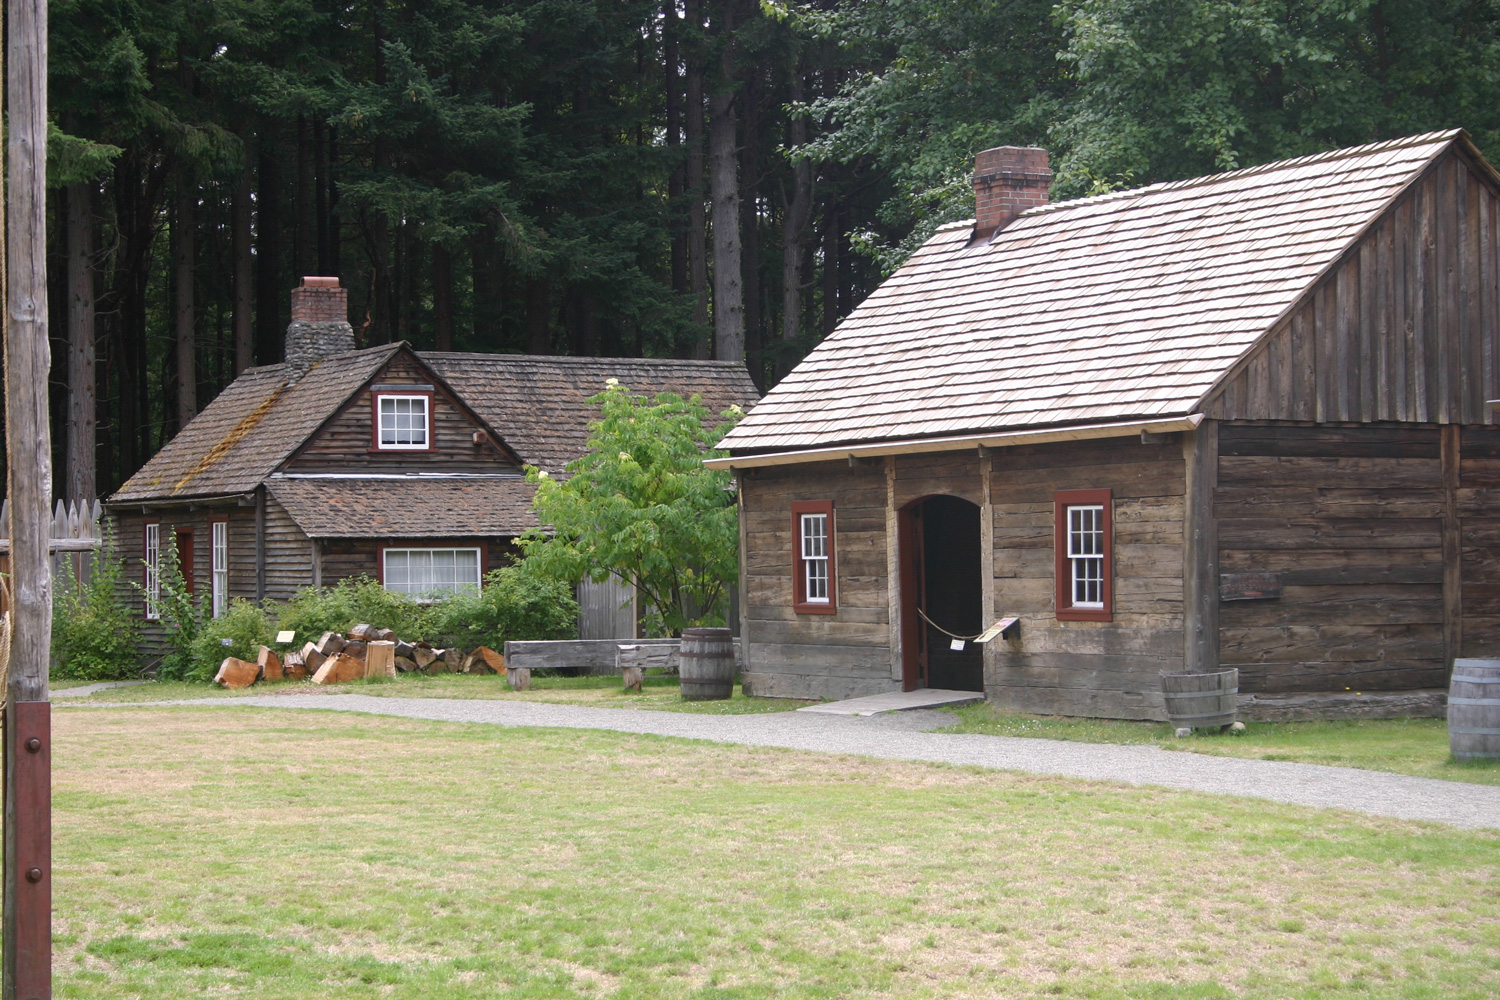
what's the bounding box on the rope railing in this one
[915,605,985,642]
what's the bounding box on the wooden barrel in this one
[679,627,735,701]
[1160,668,1238,729]
[1449,659,1500,760]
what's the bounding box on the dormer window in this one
[374,391,431,450]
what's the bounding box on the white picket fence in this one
[0,498,104,584]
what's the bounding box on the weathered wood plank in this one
[1443,425,1462,673]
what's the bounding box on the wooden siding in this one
[740,460,894,700]
[986,437,1186,720]
[1459,426,1500,657]
[316,536,512,590]
[284,353,519,473]
[1214,423,1448,694]
[263,492,313,602]
[1210,148,1500,426]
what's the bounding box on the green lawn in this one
[942,703,1500,786]
[45,706,1500,999]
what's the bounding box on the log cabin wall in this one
[283,354,519,473]
[1459,426,1500,658]
[985,436,1186,720]
[314,536,509,590]
[1214,423,1449,696]
[739,459,895,700]
[263,492,314,602]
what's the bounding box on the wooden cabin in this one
[712,130,1500,720]
[107,278,758,652]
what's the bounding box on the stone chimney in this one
[285,276,355,376]
[973,146,1052,241]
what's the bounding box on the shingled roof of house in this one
[420,353,761,473]
[265,477,538,538]
[720,130,1476,455]
[111,345,403,503]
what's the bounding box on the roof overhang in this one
[705,414,1205,470]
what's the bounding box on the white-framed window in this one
[144,523,161,620]
[211,521,229,618]
[1066,505,1106,608]
[800,513,830,603]
[382,547,481,598]
[376,394,430,449]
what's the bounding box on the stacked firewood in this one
[213,622,507,689]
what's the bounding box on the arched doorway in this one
[898,494,984,692]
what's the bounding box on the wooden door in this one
[175,528,194,594]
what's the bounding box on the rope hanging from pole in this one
[916,605,984,642]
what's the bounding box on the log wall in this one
[1459,425,1500,658]
[739,459,894,700]
[985,436,1186,720]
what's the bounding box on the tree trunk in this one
[174,172,197,429]
[369,8,392,344]
[326,126,341,277]
[66,182,96,502]
[822,194,838,337]
[232,144,254,373]
[739,60,763,384]
[684,0,710,356]
[255,143,283,364]
[296,114,315,277]
[664,0,687,296]
[708,3,744,364]
[526,277,551,353]
[432,242,454,351]
[780,65,813,380]
[471,228,498,344]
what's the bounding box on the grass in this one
[44,705,1500,998]
[72,672,813,715]
[942,703,1500,786]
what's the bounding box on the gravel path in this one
[165,693,1500,830]
[52,680,150,699]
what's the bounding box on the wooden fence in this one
[0,500,104,610]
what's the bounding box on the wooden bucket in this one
[1160,668,1238,729]
[1449,659,1500,760]
[679,627,735,701]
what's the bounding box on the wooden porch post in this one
[886,455,902,682]
[1183,422,1219,674]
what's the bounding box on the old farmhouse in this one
[714,129,1500,721]
[108,278,758,646]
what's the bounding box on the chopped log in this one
[304,648,326,672]
[413,646,439,670]
[475,646,506,675]
[365,641,397,680]
[508,666,532,691]
[283,651,309,681]
[312,652,365,685]
[424,657,452,675]
[343,640,367,659]
[394,655,418,673]
[375,627,396,642]
[348,623,377,641]
[301,640,320,661]
[214,657,260,689]
[394,640,416,660]
[315,631,345,656]
[258,646,284,683]
[622,664,644,693]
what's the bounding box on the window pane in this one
[379,396,429,447]
[800,513,830,603]
[384,549,480,597]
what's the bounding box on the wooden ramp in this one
[796,689,983,717]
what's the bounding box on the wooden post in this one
[979,446,995,690]
[4,0,53,996]
[886,455,902,682]
[1183,422,1219,674]
[1442,424,1462,671]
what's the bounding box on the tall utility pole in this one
[4,0,53,996]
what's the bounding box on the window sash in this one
[211,521,229,619]
[800,513,830,603]
[1066,505,1105,608]
[377,395,430,449]
[383,548,481,597]
[144,523,161,620]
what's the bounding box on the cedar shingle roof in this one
[111,346,403,502]
[420,354,761,472]
[721,130,1466,454]
[266,477,538,538]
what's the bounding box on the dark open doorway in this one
[899,494,984,692]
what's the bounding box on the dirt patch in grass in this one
[49,705,1500,999]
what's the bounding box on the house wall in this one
[284,353,520,473]
[739,459,894,700]
[263,491,314,602]
[315,536,516,589]
[985,436,1186,720]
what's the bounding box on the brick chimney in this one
[973,146,1051,241]
[285,276,355,377]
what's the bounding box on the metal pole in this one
[3,0,51,996]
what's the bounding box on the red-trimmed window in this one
[211,519,230,619]
[792,500,836,614]
[143,522,161,620]
[373,392,432,450]
[1055,489,1112,621]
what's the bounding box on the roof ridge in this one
[420,351,745,366]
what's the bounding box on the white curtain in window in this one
[384,548,480,596]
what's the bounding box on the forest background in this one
[44,0,1500,499]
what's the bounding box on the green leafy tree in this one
[519,382,742,636]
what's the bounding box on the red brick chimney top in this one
[973,147,1051,241]
[289,276,348,324]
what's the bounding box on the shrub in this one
[277,576,429,644]
[52,525,142,681]
[426,563,580,651]
[152,536,205,681]
[188,599,276,680]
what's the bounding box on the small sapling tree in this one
[520,381,742,636]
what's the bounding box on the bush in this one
[153,536,205,681]
[426,563,580,651]
[277,576,429,644]
[52,526,142,681]
[188,599,276,681]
